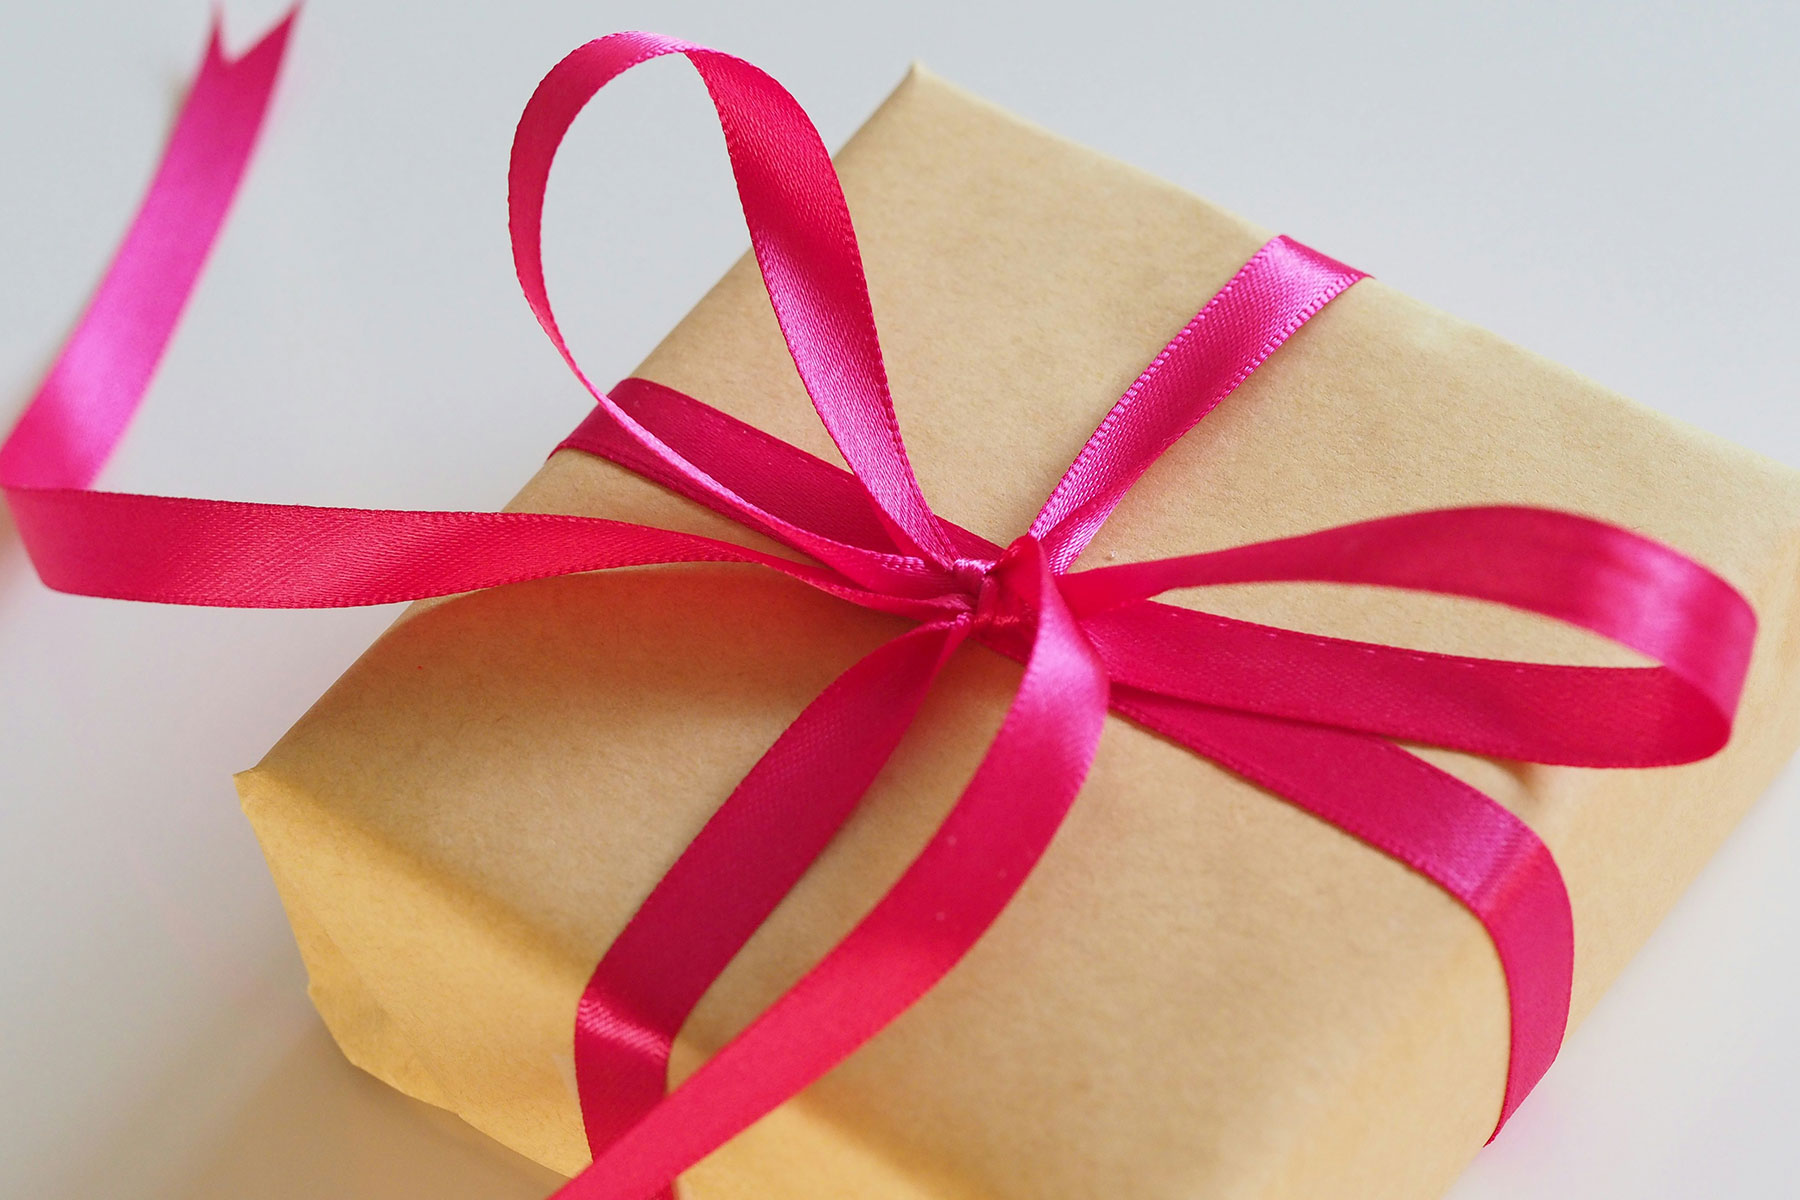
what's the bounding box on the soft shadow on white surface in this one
[47,964,563,1200]
[1450,761,1800,1199]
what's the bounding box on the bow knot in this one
[941,538,1041,637]
[942,554,993,606]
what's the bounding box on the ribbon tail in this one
[576,619,966,1178]
[1113,688,1572,1138]
[0,10,296,493]
[553,542,1109,1200]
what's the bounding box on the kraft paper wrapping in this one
[237,66,1800,1199]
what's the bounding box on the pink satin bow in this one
[1,15,1757,1200]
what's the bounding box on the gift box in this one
[9,17,1798,1200]
[223,50,1800,1200]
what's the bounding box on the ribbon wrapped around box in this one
[10,14,1800,1200]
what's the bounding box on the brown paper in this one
[237,65,1800,1200]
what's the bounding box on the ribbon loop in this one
[509,33,958,575]
[1064,505,1753,766]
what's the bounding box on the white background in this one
[2,2,1797,1197]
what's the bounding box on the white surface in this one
[2,1,1796,1196]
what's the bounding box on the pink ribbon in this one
[2,15,1758,1200]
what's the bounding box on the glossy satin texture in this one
[0,16,1757,1200]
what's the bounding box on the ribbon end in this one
[209,4,300,73]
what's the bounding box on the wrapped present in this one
[9,16,1800,1200]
